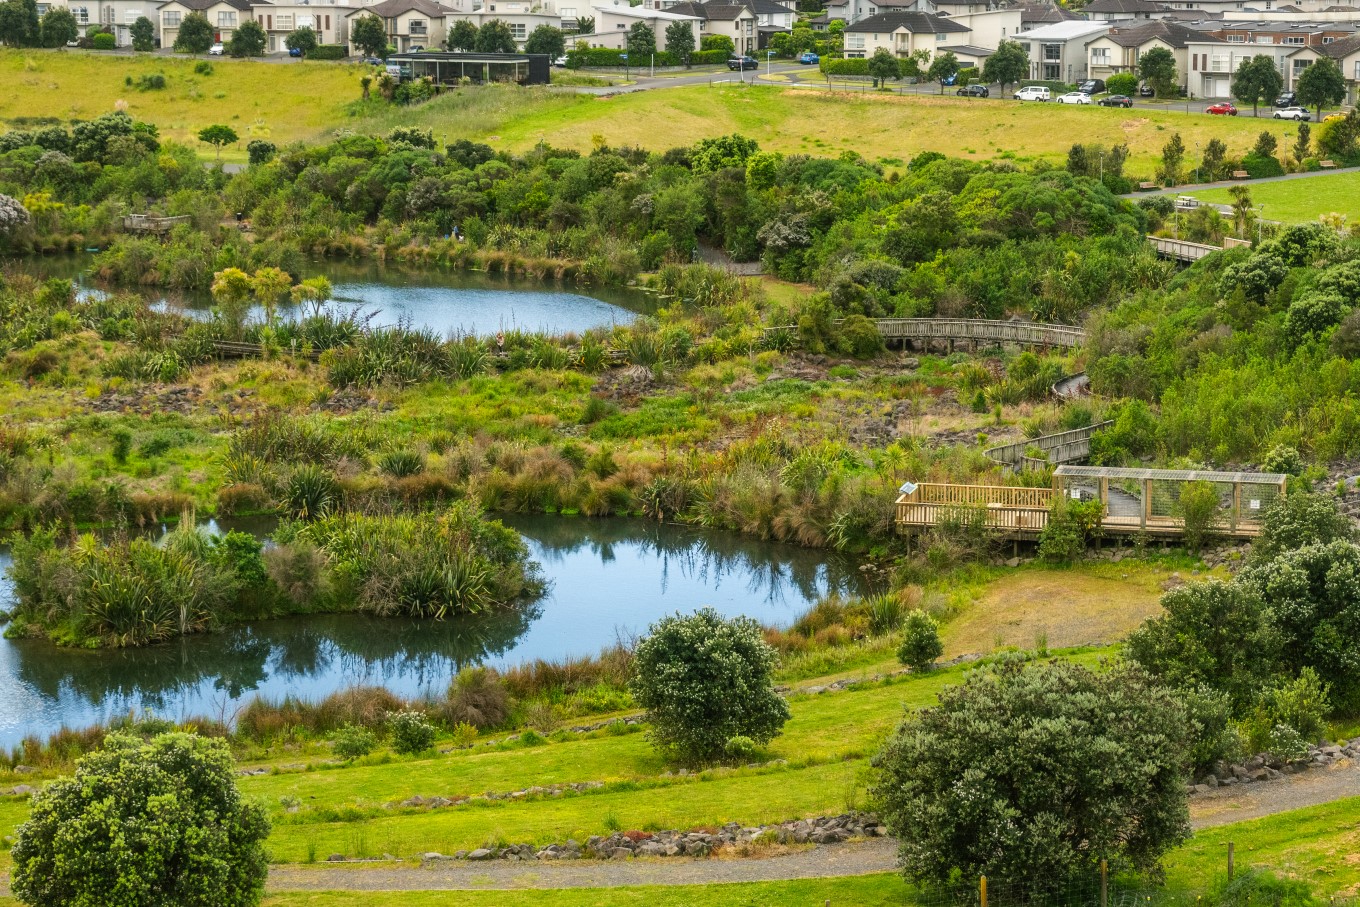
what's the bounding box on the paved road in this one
[1127,165,1360,199]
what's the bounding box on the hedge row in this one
[565,48,733,67]
[819,57,869,76]
[310,45,348,60]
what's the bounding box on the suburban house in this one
[439,0,563,45]
[1084,19,1201,83]
[586,2,702,50]
[841,10,970,59]
[90,0,162,45]
[1183,19,1360,96]
[1012,19,1112,82]
[157,0,254,46]
[1301,32,1360,101]
[1012,0,1080,32]
[1082,0,1173,22]
[254,3,347,52]
[343,0,454,51]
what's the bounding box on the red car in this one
[1205,102,1238,116]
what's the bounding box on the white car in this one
[1057,92,1092,105]
[1014,85,1050,101]
[1273,106,1311,121]
[208,42,225,55]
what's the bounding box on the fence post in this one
[1227,841,1235,880]
[1101,859,1108,907]
[981,875,988,907]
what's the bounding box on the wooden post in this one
[1227,841,1234,880]
[1232,481,1241,532]
[1099,477,1109,517]
[1100,859,1108,907]
[1141,478,1151,531]
[980,875,988,907]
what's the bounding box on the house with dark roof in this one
[1084,19,1200,81]
[1012,0,1079,31]
[1083,0,1172,22]
[842,10,968,59]
[663,0,759,51]
[344,0,454,52]
[157,0,255,46]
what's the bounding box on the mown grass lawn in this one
[1190,171,1360,224]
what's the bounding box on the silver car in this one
[1056,91,1092,105]
[1273,106,1311,121]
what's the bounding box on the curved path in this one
[0,761,1354,896]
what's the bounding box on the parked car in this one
[553,55,567,66]
[1098,94,1133,108]
[288,46,303,57]
[1325,112,1347,122]
[1205,102,1238,116]
[1138,84,1155,97]
[956,84,989,97]
[1013,85,1050,101]
[1078,78,1105,95]
[362,56,384,65]
[1274,106,1311,121]
[1275,92,1297,107]
[1057,91,1092,105]
[941,71,958,86]
[208,43,224,56]
[409,44,425,52]
[728,55,758,71]
[798,51,819,64]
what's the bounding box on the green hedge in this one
[692,49,730,65]
[309,45,348,60]
[566,47,686,68]
[1016,80,1075,94]
[91,33,116,50]
[819,57,869,76]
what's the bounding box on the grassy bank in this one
[1190,171,1360,224]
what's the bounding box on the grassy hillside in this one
[0,49,1301,172]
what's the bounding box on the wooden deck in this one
[895,467,1287,541]
[871,318,1085,349]
[1147,236,1221,262]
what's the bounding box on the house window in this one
[1254,35,1273,44]
[409,18,427,34]
[217,11,237,26]
[1283,36,1303,45]
[511,22,526,38]
[935,32,945,41]
[1354,60,1360,78]
[71,5,88,23]
[1092,47,1109,62]
[1226,34,1244,42]
[163,10,180,26]
[1042,43,1060,61]
[846,34,864,49]
[124,9,139,21]
[1324,36,1334,43]
[277,13,293,29]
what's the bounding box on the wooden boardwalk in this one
[1147,236,1221,262]
[895,466,1287,540]
[984,421,1113,472]
[872,318,1085,350]
[122,214,192,234]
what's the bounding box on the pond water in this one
[17,256,656,338]
[0,517,867,747]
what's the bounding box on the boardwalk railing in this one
[122,214,192,234]
[985,420,1113,472]
[871,318,1085,349]
[895,466,1287,540]
[1147,236,1221,262]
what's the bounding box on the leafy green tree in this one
[897,609,942,670]
[1127,579,1275,709]
[130,15,156,51]
[626,20,655,58]
[1297,57,1346,121]
[629,607,791,764]
[664,19,694,66]
[1177,479,1222,551]
[174,12,214,54]
[228,19,266,57]
[1231,54,1284,118]
[10,732,270,907]
[867,47,900,88]
[1157,131,1185,185]
[1242,538,1360,711]
[982,39,1027,95]
[331,724,376,761]
[446,19,476,51]
[284,26,317,57]
[898,48,929,81]
[198,123,239,160]
[701,33,734,55]
[1106,71,1137,96]
[873,660,1191,896]
[690,132,758,172]
[350,14,388,57]
[0,0,37,46]
[475,19,516,53]
[1284,288,1347,346]
[524,24,564,58]
[1199,137,1228,182]
[1293,121,1312,161]
[1252,493,1353,564]
[38,7,76,48]
[926,50,958,94]
[211,265,254,333]
[1138,46,1177,98]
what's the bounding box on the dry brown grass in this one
[941,565,1175,657]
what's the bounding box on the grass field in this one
[1190,171,1360,224]
[0,49,1302,172]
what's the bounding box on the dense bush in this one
[630,607,790,763]
[331,723,377,761]
[872,660,1191,896]
[309,44,348,60]
[387,710,437,754]
[897,609,942,671]
[11,732,270,907]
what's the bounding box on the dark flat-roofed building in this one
[387,51,552,85]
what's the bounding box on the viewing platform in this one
[895,466,1287,540]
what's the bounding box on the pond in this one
[17,255,657,338]
[0,517,868,747]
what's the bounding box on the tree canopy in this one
[1138,46,1177,98]
[664,19,694,65]
[867,48,900,88]
[285,26,317,57]
[10,732,270,907]
[38,6,76,48]
[524,24,564,58]
[1298,58,1346,120]
[173,12,214,54]
[626,21,656,58]
[474,19,516,54]
[198,124,239,160]
[982,40,1027,93]
[927,51,959,94]
[228,19,266,57]
[130,15,156,51]
[873,660,1191,896]
[1231,54,1284,117]
[350,14,388,57]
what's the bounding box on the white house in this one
[1082,0,1173,22]
[588,2,702,49]
[1085,19,1200,83]
[1012,20,1112,82]
[345,0,453,52]
[255,2,348,51]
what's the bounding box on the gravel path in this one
[1,761,1353,897]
